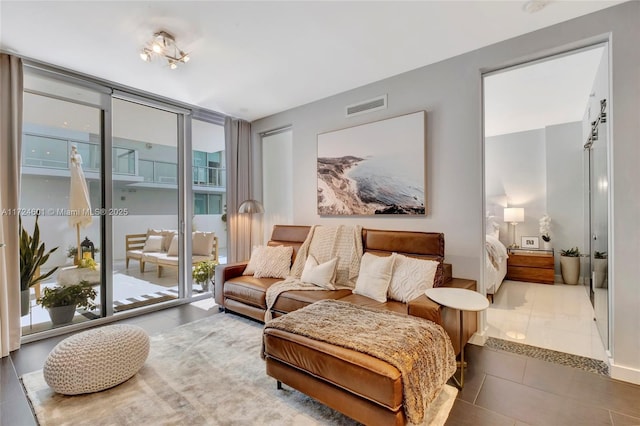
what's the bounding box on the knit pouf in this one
[43,324,150,395]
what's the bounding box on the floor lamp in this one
[504,207,524,249]
[238,199,265,257]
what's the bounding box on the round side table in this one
[425,287,489,388]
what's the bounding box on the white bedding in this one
[486,235,508,296]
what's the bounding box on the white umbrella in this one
[69,145,92,263]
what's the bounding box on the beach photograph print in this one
[317,111,426,216]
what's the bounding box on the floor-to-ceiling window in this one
[19,65,226,339]
[20,69,108,335]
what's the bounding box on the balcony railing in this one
[22,133,225,187]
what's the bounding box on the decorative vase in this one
[543,241,552,250]
[593,258,608,289]
[21,289,30,316]
[47,305,77,326]
[560,256,580,285]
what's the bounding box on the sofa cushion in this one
[224,276,282,309]
[300,256,338,290]
[353,253,396,303]
[271,289,352,314]
[192,231,215,256]
[142,235,163,252]
[388,255,439,303]
[167,235,179,256]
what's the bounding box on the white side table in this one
[425,287,489,388]
[57,264,101,286]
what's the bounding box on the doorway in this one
[482,44,610,361]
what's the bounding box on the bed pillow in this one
[388,254,439,303]
[243,245,293,279]
[352,253,396,303]
[300,255,338,290]
[143,235,163,252]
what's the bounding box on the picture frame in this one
[316,111,426,216]
[521,236,540,249]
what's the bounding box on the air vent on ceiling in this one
[345,95,387,118]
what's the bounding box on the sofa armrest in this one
[214,261,248,306]
[407,295,442,324]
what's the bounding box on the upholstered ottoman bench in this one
[44,324,149,395]
[263,300,456,426]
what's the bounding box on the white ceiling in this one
[0,1,624,122]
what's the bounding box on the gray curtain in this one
[0,54,23,357]
[225,117,254,263]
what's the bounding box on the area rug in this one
[485,337,609,376]
[22,313,457,426]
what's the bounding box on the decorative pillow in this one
[252,245,294,279]
[300,255,338,290]
[352,253,396,303]
[192,231,215,256]
[161,230,177,252]
[142,235,163,252]
[388,254,439,303]
[167,235,179,256]
[243,245,293,278]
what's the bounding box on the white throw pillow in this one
[352,253,396,303]
[192,231,215,256]
[167,235,179,256]
[388,254,439,303]
[243,245,293,279]
[300,255,338,290]
[142,235,163,252]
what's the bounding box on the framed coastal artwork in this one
[317,111,426,216]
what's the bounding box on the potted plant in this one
[593,251,608,289]
[20,215,59,316]
[539,214,552,250]
[37,280,97,326]
[192,260,218,293]
[560,247,581,285]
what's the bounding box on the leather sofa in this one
[215,225,477,355]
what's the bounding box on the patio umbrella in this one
[68,145,92,263]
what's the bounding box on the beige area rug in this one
[22,313,457,426]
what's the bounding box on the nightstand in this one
[506,248,555,284]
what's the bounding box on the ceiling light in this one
[140,30,190,69]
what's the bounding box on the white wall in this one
[485,129,547,247]
[262,130,294,242]
[545,122,584,274]
[251,3,640,383]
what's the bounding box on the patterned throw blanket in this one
[263,300,456,425]
[264,225,363,321]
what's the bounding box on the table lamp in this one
[504,207,524,248]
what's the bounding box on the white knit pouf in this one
[43,324,150,395]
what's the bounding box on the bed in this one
[485,216,508,301]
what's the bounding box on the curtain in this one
[225,117,253,263]
[0,54,23,357]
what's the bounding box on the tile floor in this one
[486,280,608,362]
[2,298,640,425]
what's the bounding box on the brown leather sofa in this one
[215,225,477,355]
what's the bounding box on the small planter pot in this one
[593,258,608,289]
[542,241,552,250]
[560,256,580,285]
[47,305,77,326]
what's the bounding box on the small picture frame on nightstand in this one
[521,236,539,249]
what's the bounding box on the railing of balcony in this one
[22,132,225,186]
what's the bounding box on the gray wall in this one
[252,2,640,383]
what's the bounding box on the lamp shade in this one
[504,207,524,223]
[238,199,264,214]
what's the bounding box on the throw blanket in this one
[264,225,363,321]
[486,234,508,271]
[263,300,456,425]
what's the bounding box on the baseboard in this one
[610,362,640,385]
